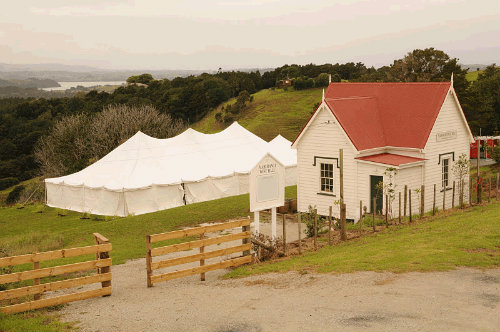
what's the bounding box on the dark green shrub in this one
[6,185,25,205]
[303,205,327,238]
[0,177,19,190]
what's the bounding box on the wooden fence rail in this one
[146,219,251,287]
[0,233,112,314]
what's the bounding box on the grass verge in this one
[225,201,500,278]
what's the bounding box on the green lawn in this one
[192,87,322,141]
[466,70,482,82]
[225,201,500,278]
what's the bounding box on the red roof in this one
[355,153,426,166]
[322,82,451,150]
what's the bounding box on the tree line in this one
[0,47,498,190]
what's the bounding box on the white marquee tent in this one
[45,122,297,216]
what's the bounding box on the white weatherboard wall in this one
[45,122,297,217]
[296,105,357,219]
[423,90,473,211]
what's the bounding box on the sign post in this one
[249,153,285,240]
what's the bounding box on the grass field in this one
[192,87,322,141]
[466,70,482,82]
[225,201,500,278]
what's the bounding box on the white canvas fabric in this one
[45,122,297,216]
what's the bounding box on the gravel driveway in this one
[60,260,499,332]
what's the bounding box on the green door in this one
[370,175,383,214]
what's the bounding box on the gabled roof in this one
[355,153,426,166]
[293,82,455,151]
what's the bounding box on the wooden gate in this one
[146,219,251,287]
[0,233,112,314]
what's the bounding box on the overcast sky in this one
[0,0,499,70]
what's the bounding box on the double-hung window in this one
[442,158,450,189]
[320,163,334,193]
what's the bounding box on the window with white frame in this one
[442,158,450,189]
[320,163,334,193]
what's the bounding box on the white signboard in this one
[436,130,457,142]
[249,153,285,212]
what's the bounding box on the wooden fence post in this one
[398,192,401,223]
[200,233,206,281]
[298,212,302,254]
[488,177,491,202]
[409,190,412,223]
[385,195,388,228]
[403,185,408,219]
[477,177,482,204]
[314,208,317,250]
[496,173,499,201]
[459,179,464,208]
[469,177,473,207]
[420,185,425,219]
[93,233,111,292]
[372,197,376,232]
[433,184,436,216]
[145,235,153,288]
[282,214,287,255]
[443,186,446,211]
[359,200,363,233]
[340,203,347,241]
[243,220,251,257]
[452,181,456,208]
[328,206,332,245]
[33,253,41,301]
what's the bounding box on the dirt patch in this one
[340,314,388,327]
[374,277,398,285]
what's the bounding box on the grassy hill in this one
[192,87,323,141]
[466,69,482,82]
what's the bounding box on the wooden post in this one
[459,179,464,208]
[496,173,499,201]
[372,197,376,232]
[420,185,425,219]
[298,212,302,254]
[33,255,41,301]
[359,201,363,233]
[409,190,412,223]
[243,220,251,257]
[385,195,388,228]
[478,177,482,204]
[398,192,401,223]
[443,185,446,211]
[469,177,473,207]
[487,176,491,201]
[340,203,347,241]
[314,208,318,250]
[432,184,436,215]
[328,206,332,246]
[145,234,153,287]
[339,149,344,202]
[200,233,206,281]
[452,181,456,208]
[271,207,277,240]
[403,185,408,219]
[254,211,260,235]
[282,214,287,255]
[93,233,111,292]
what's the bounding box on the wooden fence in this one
[146,219,251,287]
[0,233,112,314]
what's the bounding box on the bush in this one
[0,177,19,190]
[6,185,25,205]
[215,112,223,122]
[302,205,327,238]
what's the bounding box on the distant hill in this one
[0,77,59,88]
[460,64,494,72]
[192,87,322,141]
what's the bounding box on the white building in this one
[292,80,474,220]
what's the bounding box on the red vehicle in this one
[470,136,500,159]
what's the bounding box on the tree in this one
[35,105,184,177]
[315,73,330,87]
[462,65,500,135]
[452,153,470,207]
[126,73,154,85]
[387,48,469,98]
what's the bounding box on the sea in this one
[41,81,125,91]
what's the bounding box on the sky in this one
[0,0,499,70]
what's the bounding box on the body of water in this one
[41,81,125,91]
